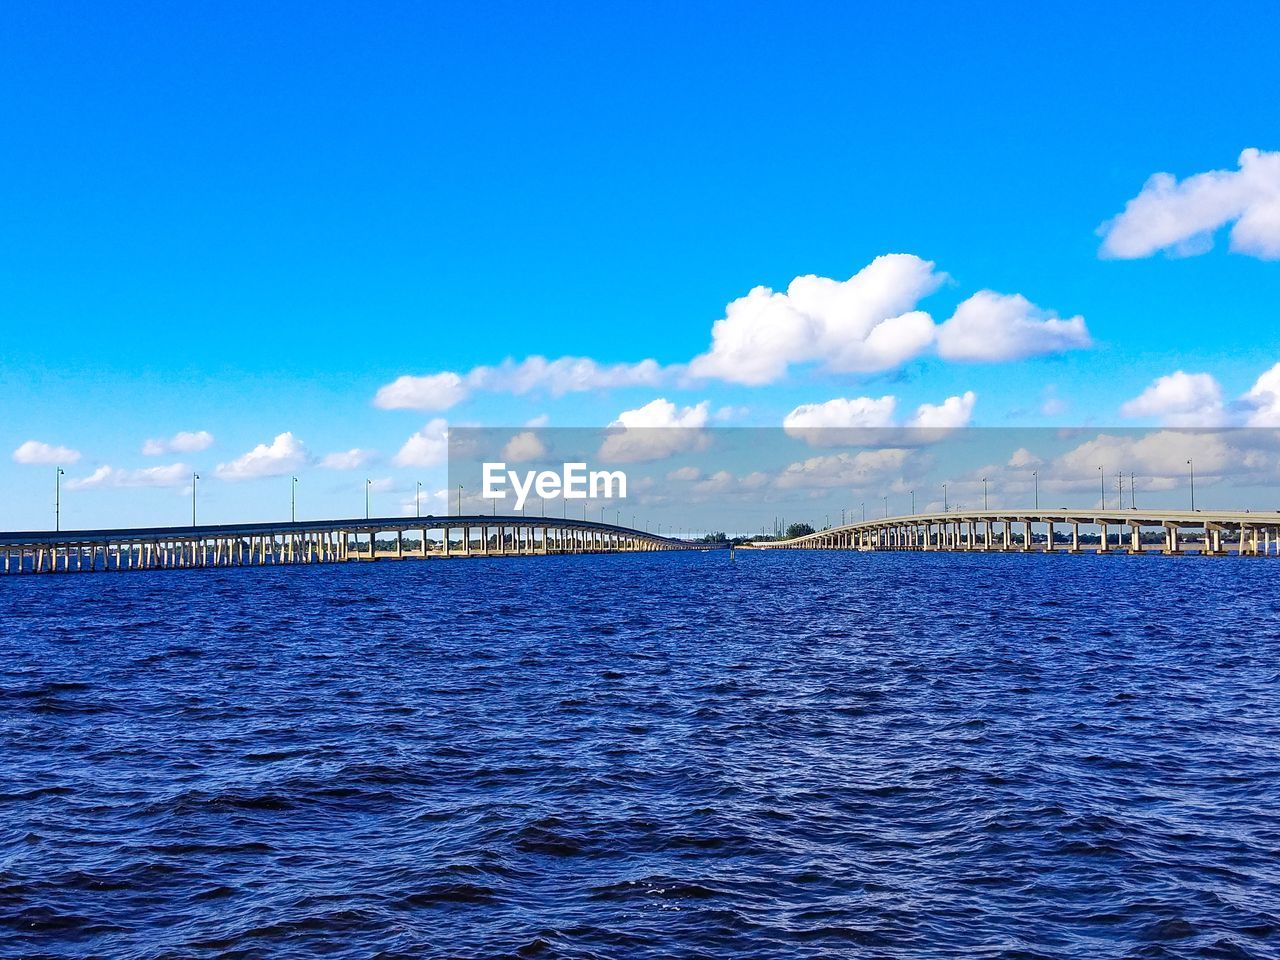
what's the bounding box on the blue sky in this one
[3,1,1280,529]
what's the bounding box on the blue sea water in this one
[2,551,1279,959]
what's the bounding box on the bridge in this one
[748,509,1280,556]
[0,515,721,575]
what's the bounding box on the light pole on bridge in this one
[291,476,298,523]
[365,479,371,520]
[942,483,948,513]
[1032,470,1039,510]
[982,477,988,511]
[882,496,888,518]
[1098,465,1105,509]
[457,484,463,517]
[55,467,65,532]
[1187,458,1196,511]
[191,473,199,526]
[415,481,422,519]
[910,490,915,515]
[1130,473,1137,510]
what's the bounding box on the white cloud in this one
[502,431,546,463]
[373,372,467,411]
[468,356,665,396]
[393,418,449,468]
[320,448,377,470]
[373,357,666,412]
[936,292,1090,361]
[906,391,976,429]
[1242,361,1280,426]
[216,432,309,481]
[1052,430,1264,496]
[142,430,213,456]
[66,463,192,491]
[1099,148,1280,260]
[776,448,914,490]
[667,466,702,481]
[599,399,710,463]
[783,392,975,446]
[372,257,1087,408]
[783,396,897,446]
[1120,371,1227,427]
[1008,447,1043,469]
[689,254,944,385]
[13,440,81,465]
[524,414,551,428]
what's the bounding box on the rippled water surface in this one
[3,551,1280,959]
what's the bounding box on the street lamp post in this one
[942,483,948,513]
[291,476,298,522]
[365,479,372,520]
[415,481,422,519]
[982,477,988,511]
[883,496,888,518]
[191,473,199,526]
[861,501,866,522]
[55,467,65,531]
[1032,470,1039,510]
[1098,466,1105,509]
[456,484,463,516]
[1187,459,1196,511]
[910,490,915,515]
[1130,473,1137,509]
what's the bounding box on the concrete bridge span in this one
[0,515,721,576]
[749,509,1280,556]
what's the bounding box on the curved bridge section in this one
[750,509,1280,557]
[0,515,720,575]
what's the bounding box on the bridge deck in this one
[750,509,1280,557]
[0,515,721,576]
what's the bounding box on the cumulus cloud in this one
[1052,430,1263,498]
[599,399,710,463]
[393,418,449,468]
[320,448,377,470]
[776,448,915,490]
[784,396,899,437]
[374,358,665,411]
[372,257,1088,406]
[906,391,976,429]
[936,292,1090,361]
[66,463,191,491]
[1242,362,1280,426]
[1008,447,1043,469]
[783,392,975,446]
[142,430,213,456]
[374,372,467,411]
[13,440,81,465]
[216,432,309,481]
[1120,371,1227,427]
[667,466,702,481]
[689,254,944,385]
[502,431,547,463]
[1099,148,1280,260]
